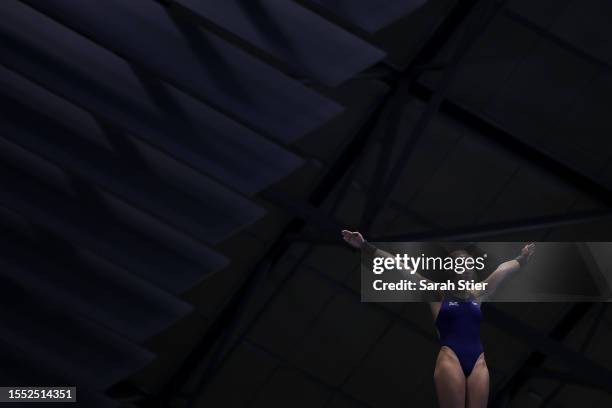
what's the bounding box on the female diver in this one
[341,230,535,408]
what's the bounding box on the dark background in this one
[1,0,612,407]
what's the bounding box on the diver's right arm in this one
[341,229,439,304]
[341,230,415,278]
[341,230,395,260]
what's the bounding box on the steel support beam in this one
[537,304,608,406]
[410,82,612,207]
[147,83,395,408]
[362,0,508,226]
[373,208,612,241]
[487,303,612,406]
[504,9,612,73]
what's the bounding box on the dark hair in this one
[449,249,471,258]
[447,249,480,282]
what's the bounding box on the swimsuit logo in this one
[449,301,459,306]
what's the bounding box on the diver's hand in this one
[522,243,535,257]
[341,230,365,249]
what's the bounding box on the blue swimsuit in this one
[435,299,483,377]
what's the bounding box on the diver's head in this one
[449,249,478,281]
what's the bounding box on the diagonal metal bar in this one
[239,337,376,408]
[358,0,481,232]
[358,81,407,233]
[526,366,612,396]
[504,8,612,73]
[299,259,436,341]
[144,85,394,408]
[410,82,612,207]
[345,0,484,233]
[259,189,343,236]
[183,252,433,408]
[487,303,611,406]
[364,0,508,224]
[181,160,381,408]
[539,303,609,406]
[372,208,612,241]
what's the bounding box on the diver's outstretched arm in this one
[482,243,535,297]
[341,230,441,305]
[341,230,431,282]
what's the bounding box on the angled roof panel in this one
[0,341,119,406]
[0,294,154,389]
[0,159,227,293]
[0,111,265,246]
[17,0,343,142]
[0,6,305,194]
[0,229,192,343]
[309,0,429,33]
[174,0,385,85]
[0,105,264,244]
[0,65,304,196]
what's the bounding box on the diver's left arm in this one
[480,243,535,298]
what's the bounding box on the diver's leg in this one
[466,354,489,408]
[434,346,466,408]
